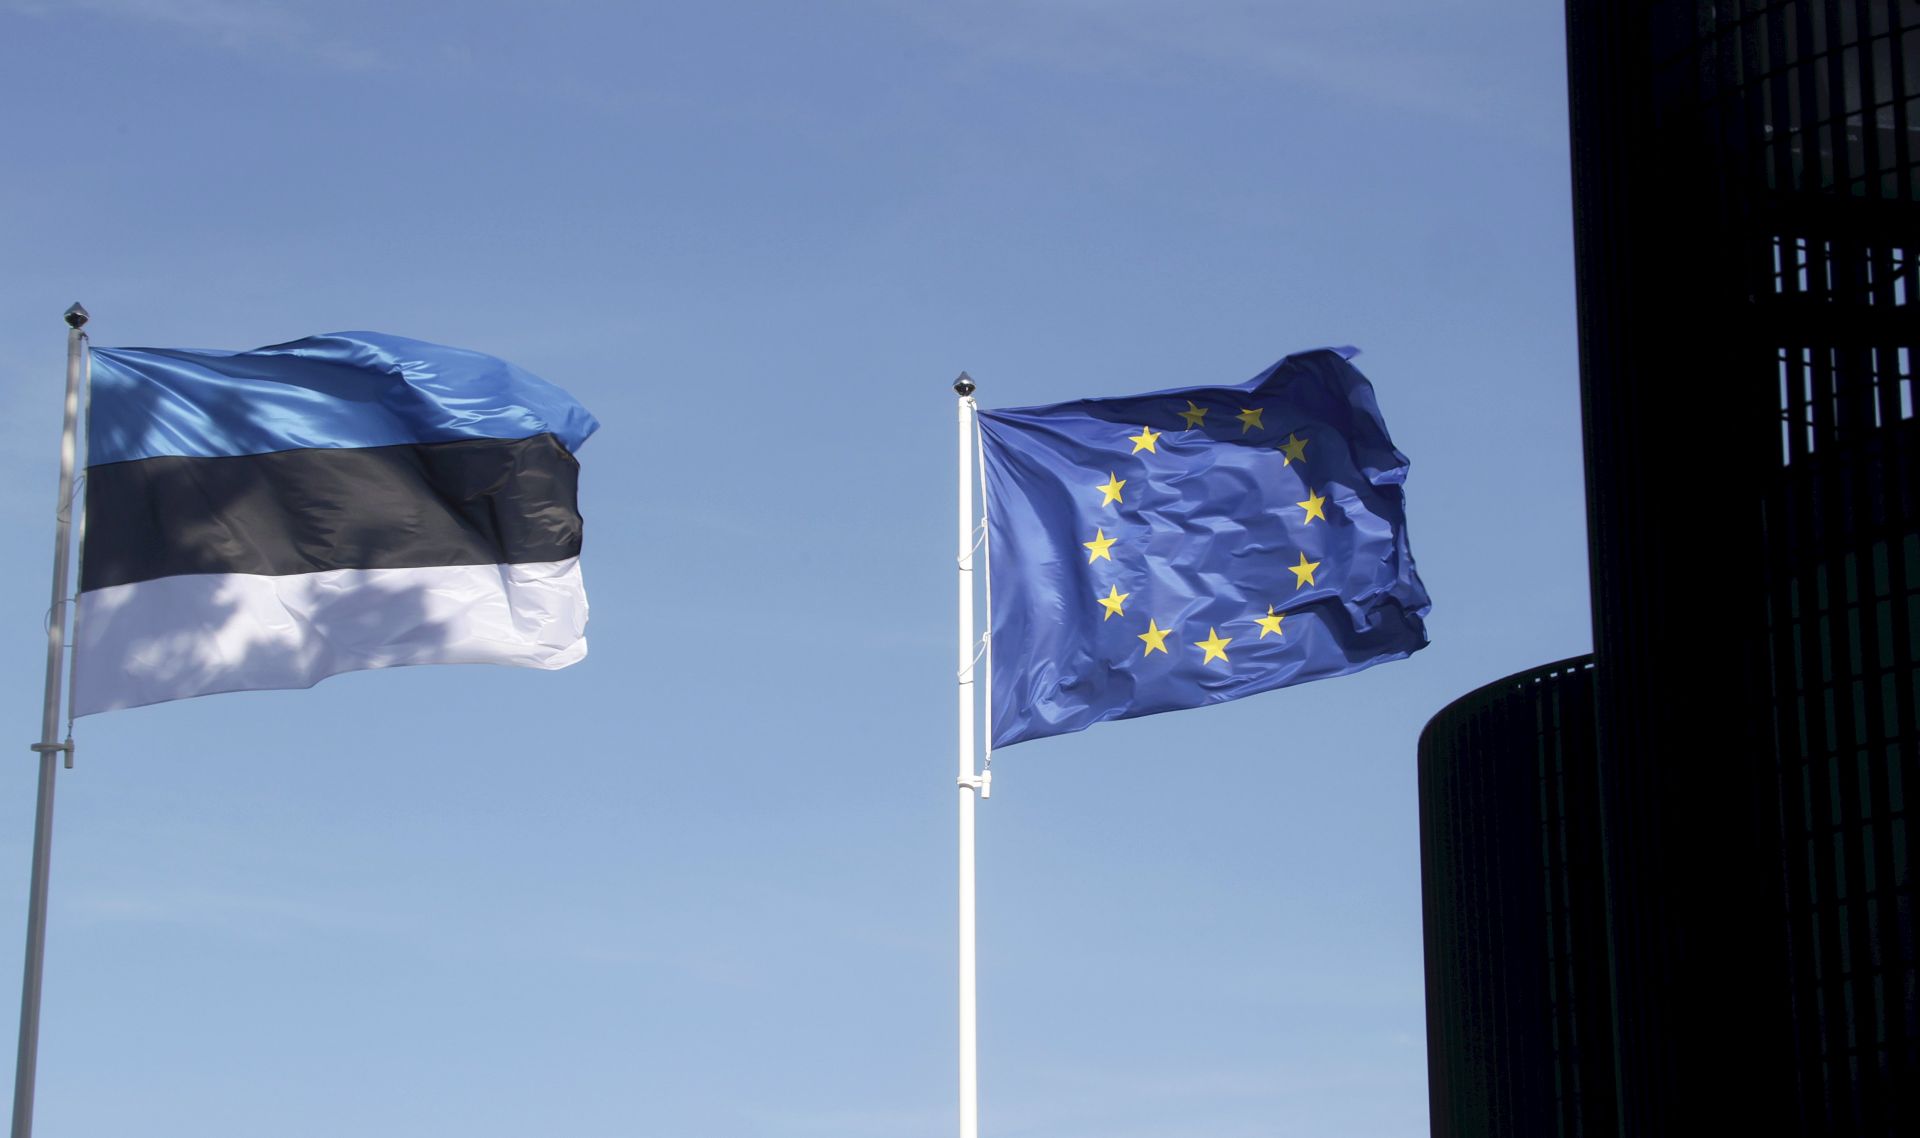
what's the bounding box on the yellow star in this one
[1255,606,1286,639]
[1194,627,1232,664]
[1097,584,1129,620]
[1279,432,1309,465]
[1298,488,1327,524]
[1138,619,1171,656]
[1290,551,1321,589]
[1097,472,1126,506]
[1236,407,1264,433]
[1128,426,1161,453]
[1179,400,1208,429]
[1083,528,1117,563]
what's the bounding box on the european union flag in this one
[978,348,1429,748]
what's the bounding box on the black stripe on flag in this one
[82,433,584,591]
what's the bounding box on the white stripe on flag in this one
[73,559,588,715]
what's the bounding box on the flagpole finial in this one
[63,303,88,329]
[953,372,975,397]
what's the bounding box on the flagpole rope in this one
[959,632,990,681]
[958,519,986,566]
[973,410,994,774]
[63,348,91,752]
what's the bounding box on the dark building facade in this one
[1420,3,1920,1135]
[1418,658,1613,1137]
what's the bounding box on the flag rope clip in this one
[28,740,74,770]
[958,770,992,799]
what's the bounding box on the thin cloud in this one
[4,0,382,70]
[735,1104,952,1138]
[905,0,1536,132]
[65,886,392,939]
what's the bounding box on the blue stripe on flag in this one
[89,331,599,465]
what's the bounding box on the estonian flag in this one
[73,331,599,716]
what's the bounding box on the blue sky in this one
[0,3,1585,1135]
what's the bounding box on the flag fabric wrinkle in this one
[73,331,598,716]
[978,347,1429,748]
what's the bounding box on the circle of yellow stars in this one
[1084,399,1325,667]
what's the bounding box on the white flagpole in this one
[12,303,88,1138]
[953,373,985,1138]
